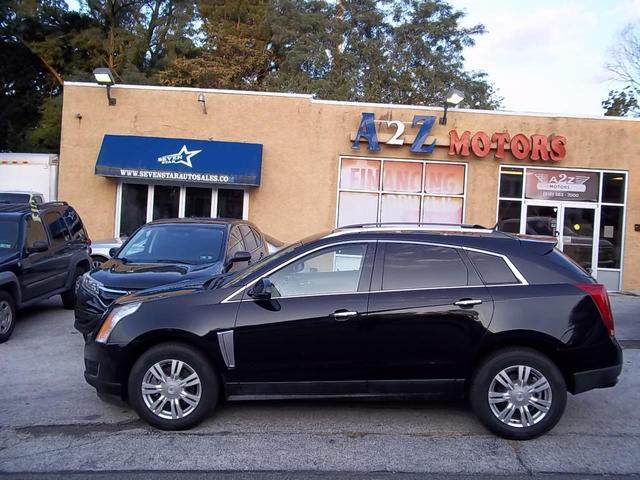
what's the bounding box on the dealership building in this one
[59,82,639,290]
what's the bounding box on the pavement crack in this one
[508,439,531,475]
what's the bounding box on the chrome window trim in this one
[221,239,529,304]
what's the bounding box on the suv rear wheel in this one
[128,343,218,430]
[0,291,16,343]
[469,347,567,440]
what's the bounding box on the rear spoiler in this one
[515,234,557,255]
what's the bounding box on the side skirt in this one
[226,379,465,401]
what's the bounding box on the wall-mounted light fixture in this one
[439,88,465,125]
[198,94,207,114]
[93,67,117,106]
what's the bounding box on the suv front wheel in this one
[469,347,567,440]
[128,343,219,430]
[0,291,16,343]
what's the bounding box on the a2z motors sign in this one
[525,169,599,202]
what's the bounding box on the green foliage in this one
[602,88,639,117]
[1,0,501,153]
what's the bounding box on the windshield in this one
[0,193,29,204]
[116,224,225,265]
[0,220,20,250]
[223,243,300,287]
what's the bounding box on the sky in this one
[66,0,639,116]
[449,0,640,115]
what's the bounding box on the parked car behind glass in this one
[75,218,269,336]
[81,224,621,440]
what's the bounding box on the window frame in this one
[336,155,468,227]
[114,181,250,238]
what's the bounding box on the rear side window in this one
[381,243,468,290]
[227,227,245,256]
[467,250,519,285]
[42,211,70,247]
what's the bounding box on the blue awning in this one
[95,134,262,186]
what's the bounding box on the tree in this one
[604,22,639,117]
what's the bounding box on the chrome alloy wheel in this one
[488,365,552,428]
[0,300,13,334]
[141,359,202,420]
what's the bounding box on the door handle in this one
[454,299,482,307]
[331,310,358,321]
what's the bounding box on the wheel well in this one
[77,259,91,272]
[119,332,224,400]
[0,282,19,307]
[469,334,570,389]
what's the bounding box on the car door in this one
[364,241,493,393]
[41,210,74,290]
[231,242,375,393]
[20,216,58,301]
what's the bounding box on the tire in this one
[0,291,16,344]
[61,267,85,309]
[91,256,108,269]
[128,343,218,430]
[469,347,567,440]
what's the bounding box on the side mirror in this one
[109,247,119,258]
[29,240,48,253]
[248,278,274,300]
[229,250,252,265]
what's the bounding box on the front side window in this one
[25,217,48,250]
[269,244,368,298]
[381,243,467,290]
[0,219,20,250]
[117,225,225,264]
[227,228,245,257]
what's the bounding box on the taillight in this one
[576,283,615,336]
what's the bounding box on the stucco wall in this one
[59,83,640,289]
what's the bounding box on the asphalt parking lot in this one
[0,294,639,478]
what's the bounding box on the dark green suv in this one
[0,202,92,342]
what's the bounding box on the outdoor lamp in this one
[198,94,207,114]
[439,88,465,125]
[93,67,117,106]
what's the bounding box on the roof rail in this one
[337,222,493,230]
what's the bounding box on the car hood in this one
[91,258,225,290]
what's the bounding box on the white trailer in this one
[0,153,59,202]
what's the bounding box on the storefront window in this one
[601,173,626,204]
[499,167,523,198]
[217,189,244,219]
[337,157,466,227]
[120,183,148,236]
[153,185,180,220]
[496,200,521,233]
[185,187,212,217]
[599,206,623,269]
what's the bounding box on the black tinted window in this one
[0,219,20,250]
[382,243,467,290]
[228,228,244,256]
[62,207,87,241]
[43,211,69,247]
[26,217,48,249]
[240,225,258,251]
[467,250,518,285]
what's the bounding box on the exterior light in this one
[197,94,207,115]
[440,88,465,125]
[93,67,117,106]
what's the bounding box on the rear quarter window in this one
[467,250,519,285]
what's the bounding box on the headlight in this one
[81,273,103,296]
[95,302,141,343]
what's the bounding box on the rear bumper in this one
[572,363,622,394]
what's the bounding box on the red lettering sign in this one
[448,130,566,162]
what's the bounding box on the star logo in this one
[157,145,202,168]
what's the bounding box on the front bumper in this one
[84,340,127,399]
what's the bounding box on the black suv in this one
[75,218,269,336]
[82,224,622,439]
[0,202,92,342]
